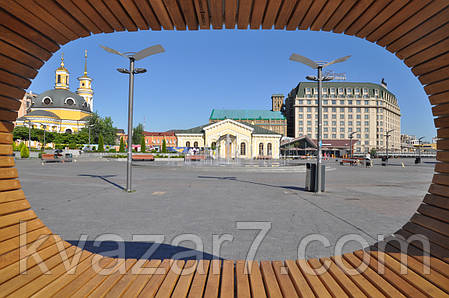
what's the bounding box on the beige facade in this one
[176,119,281,159]
[285,82,401,154]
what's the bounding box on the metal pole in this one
[28,121,31,151]
[349,137,352,158]
[126,58,135,192]
[386,134,389,164]
[43,127,46,150]
[316,66,322,193]
[88,127,91,146]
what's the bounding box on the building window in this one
[338,88,344,94]
[375,89,379,97]
[267,143,272,156]
[340,100,345,105]
[193,141,198,147]
[356,108,361,113]
[323,100,328,105]
[365,121,369,126]
[240,142,246,155]
[365,100,369,105]
[332,121,337,126]
[324,134,328,138]
[307,100,312,104]
[186,141,190,147]
[332,100,336,105]
[363,88,368,95]
[324,114,328,119]
[324,127,328,132]
[332,134,337,138]
[307,114,312,119]
[43,97,52,105]
[348,114,353,119]
[305,88,311,94]
[348,100,353,105]
[307,107,312,112]
[365,108,369,112]
[299,114,303,119]
[324,121,328,126]
[330,88,336,94]
[299,107,303,112]
[340,114,345,119]
[346,88,352,95]
[348,121,353,126]
[259,143,264,156]
[340,134,345,138]
[57,75,61,84]
[340,121,345,126]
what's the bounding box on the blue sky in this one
[29,30,436,141]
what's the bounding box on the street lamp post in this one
[418,136,424,163]
[101,44,164,192]
[42,125,46,151]
[349,131,356,158]
[290,53,350,193]
[385,129,394,164]
[25,119,32,151]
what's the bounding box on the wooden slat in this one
[435,162,449,174]
[220,260,234,298]
[322,258,367,297]
[236,260,251,298]
[164,0,187,30]
[333,0,374,34]
[296,259,331,297]
[260,261,283,297]
[0,179,22,192]
[272,260,298,297]
[344,0,390,36]
[423,193,449,210]
[380,243,449,293]
[74,0,114,33]
[0,0,69,45]
[308,258,348,298]
[323,1,357,32]
[366,0,431,43]
[105,0,139,31]
[87,0,125,31]
[310,0,342,31]
[0,158,16,168]
[432,173,449,186]
[0,107,18,122]
[249,0,266,29]
[237,0,252,29]
[331,255,387,297]
[286,0,312,31]
[0,217,42,242]
[155,260,185,298]
[377,1,449,47]
[418,203,449,224]
[355,0,409,38]
[193,0,210,29]
[0,121,14,133]
[299,0,327,30]
[247,261,267,298]
[426,79,449,96]
[178,0,198,30]
[274,0,297,30]
[13,0,78,41]
[0,199,30,217]
[138,259,171,297]
[410,213,449,237]
[0,167,18,179]
[36,0,91,38]
[118,259,162,297]
[420,67,449,87]
[119,0,150,30]
[429,183,449,199]
[209,0,223,29]
[8,250,90,297]
[171,260,197,298]
[387,7,449,55]
[88,258,138,296]
[437,127,449,138]
[52,257,115,297]
[187,259,209,297]
[403,221,449,250]
[0,40,44,70]
[437,151,449,163]
[0,225,49,256]
[224,0,237,29]
[0,70,30,91]
[0,55,38,80]
[0,241,73,296]
[396,229,449,263]
[0,10,58,53]
[367,250,448,297]
[203,259,221,297]
[402,29,449,66]
[344,253,405,297]
[284,260,314,297]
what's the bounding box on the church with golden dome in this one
[16,51,93,133]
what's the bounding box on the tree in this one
[140,136,146,153]
[119,137,125,152]
[98,134,104,152]
[370,148,377,158]
[83,112,117,145]
[132,123,144,145]
[162,139,167,153]
[20,145,29,158]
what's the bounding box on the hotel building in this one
[284,82,401,154]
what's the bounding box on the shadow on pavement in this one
[67,240,222,260]
[78,174,125,191]
[197,175,306,192]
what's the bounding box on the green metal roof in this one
[175,120,281,135]
[209,109,286,120]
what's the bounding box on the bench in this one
[185,155,206,161]
[41,153,73,164]
[132,154,154,161]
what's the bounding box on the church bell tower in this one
[77,50,94,112]
[55,53,69,90]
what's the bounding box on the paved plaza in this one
[17,158,434,261]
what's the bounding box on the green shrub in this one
[18,142,25,152]
[12,142,17,151]
[140,136,146,153]
[103,154,127,159]
[20,145,29,158]
[109,148,116,152]
[68,143,77,149]
[162,139,167,153]
[98,135,104,152]
[119,137,125,152]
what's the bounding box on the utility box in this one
[305,163,325,192]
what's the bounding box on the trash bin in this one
[381,156,387,166]
[305,163,325,192]
[415,157,421,164]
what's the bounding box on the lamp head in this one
[306,75,317,81]
[134,68,147,74]
[117,68,130,74]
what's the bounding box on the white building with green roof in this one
[284,81,401,154]
[209,109,287,136]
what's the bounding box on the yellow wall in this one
[36,109,91,121]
